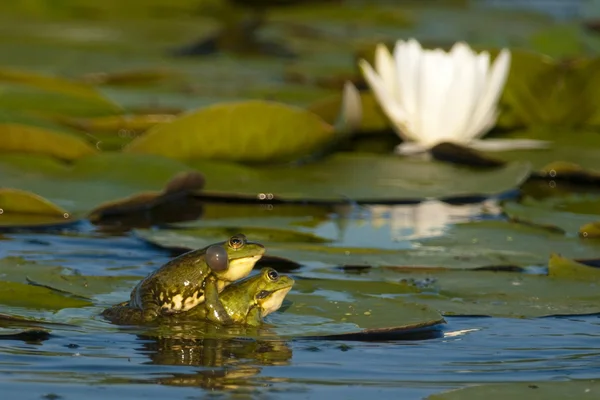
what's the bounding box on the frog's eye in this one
[228,233,247,250]
[266,269,279,281]
[206,245,229,272]
[256,290,270,299]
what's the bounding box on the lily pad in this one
[274,277,445,339]
[0,188,74,228]
[124,100,336,163]
[192,153,531,202]
[0,281,90,310]
[502,51,600,127]
[0,153,197,214]
[308,260,600,318]
[88,170,205,224]
[0,68,122,117]
[548,253,600,281]
[0,122,97,161]
[134,212,600,270]
[427,380,600,399]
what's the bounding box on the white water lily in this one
[359,39,549,155]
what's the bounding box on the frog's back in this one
[129,250,211,312]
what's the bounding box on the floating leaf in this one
[58,114,177,134]
[135,211,600,270]
[548,253,600,281]
[0,281,90,310]
[427,380,600,400]
[580,221,600,238]
[0,188,77,228]
[0,188,69,216]
[271,277,445,339]
[0,123,97,160]
[88,170,205,224]
[0,68,122,117]
[0,153,197,214]
[192,153,530,202]
[124,100,336,163]
[502,51,600,127]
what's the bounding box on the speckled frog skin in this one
[184,267,294,326]
[101,234,265,324]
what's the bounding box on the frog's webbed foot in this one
[141,304,161,322]
[205,279,234,326]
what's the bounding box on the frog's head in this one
[205,234,265,282]
[250,267,294,317]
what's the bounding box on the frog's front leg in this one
[204,278,233,325]
[245,307,263,327]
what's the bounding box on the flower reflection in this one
[368,200,500,241]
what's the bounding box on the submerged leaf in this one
[124,100,335,163]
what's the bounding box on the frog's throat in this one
[221,254,263,281]
[260,286,292,317]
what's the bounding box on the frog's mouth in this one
[260,286,293,317]
[222,254,264,281]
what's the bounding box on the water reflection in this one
[133,322,292,390]
[367,200,501,241]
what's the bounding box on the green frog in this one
[182,267,295,326]
[102,267,294,327]
[102,234,265,324]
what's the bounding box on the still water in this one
[1,203,599,399]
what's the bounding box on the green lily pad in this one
[192,153,531,202]
[502,51,600,127]
[0,69,122,117]
[0,123,97,161]
[502,200,600,235]
[580,221,600,238]
[0,281,90,310]
[548,253,600,281]
[305,260,600,318]
[124,100,336,163]
[271,277,445,339]
[134,212,600,270]
[427,380,600,399]
[0,153,196,214]
[0,188,77,228]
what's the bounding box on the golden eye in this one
[228,233,247,250]
[266,269,279,281]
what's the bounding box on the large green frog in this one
[183,267,295,326]
[102,234,265,324]
[103,267,294,327]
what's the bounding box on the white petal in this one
[469,138,551,152]
[394,39,422,124]
[467,49,512,140]
[439,42,479,143]
[358,59,412,141]
[374,44,397,101]
[418,50,455,146]
[336,81,362,134]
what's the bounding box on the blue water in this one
[1,204,599,399]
